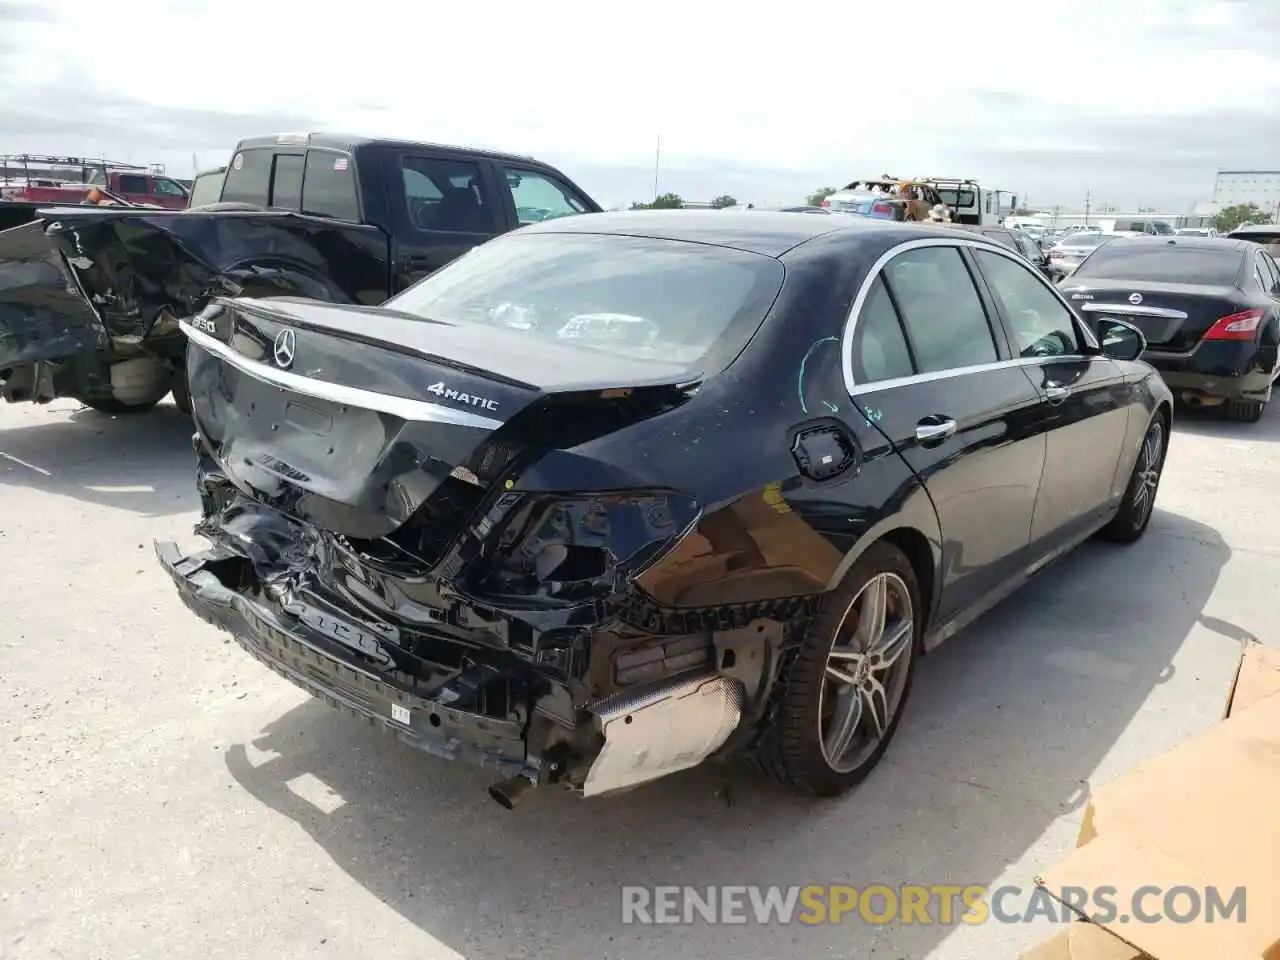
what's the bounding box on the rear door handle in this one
[1045,385,1071,405]
[915,417,957,443]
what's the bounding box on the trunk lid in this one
[187,296,701,552]
[1060,279,1247,351]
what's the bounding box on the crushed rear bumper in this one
[156,538,747,801]
[156,540,538,778]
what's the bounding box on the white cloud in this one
[2,0,1277,207]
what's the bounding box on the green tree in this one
[807,186,836,207]
[710,195,737,209]
[630,193,684,210]
[1211,203,1267,233]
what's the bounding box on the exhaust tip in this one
[488,776,534,810]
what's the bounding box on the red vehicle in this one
[0,154,189,209]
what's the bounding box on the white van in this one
[1098,218,1175,237]
[917,178,1014,226]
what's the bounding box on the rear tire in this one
[1225,398,1265,423]
[752,541,922,797]
[1099,412,1167,544]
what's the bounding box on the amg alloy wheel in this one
[753,541,922,796]
[819,572,914,774]
[1099,414,1167,543]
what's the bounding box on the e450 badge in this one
[427,381,499,412]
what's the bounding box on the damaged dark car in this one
[0,132,600,413]
[158,211,1173,806]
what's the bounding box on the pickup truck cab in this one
[0,133,602,414]
[211,133,603,289]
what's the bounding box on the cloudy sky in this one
[1,0,1277,211]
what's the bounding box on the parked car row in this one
[3,133,1276,814]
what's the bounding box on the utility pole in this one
[1084,189,1091,226]
[652,135,661,202]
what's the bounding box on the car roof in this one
[517,210,987,257]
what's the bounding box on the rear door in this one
[842,241,1047,624]
[390,151,502,291]
[969,247,1134,548]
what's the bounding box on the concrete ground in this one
[0,397,1274,960]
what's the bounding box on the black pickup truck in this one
[0,133,602,413]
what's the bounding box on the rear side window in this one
[400,156,495,234]
[1072,245,1243,285]
[882,247,999,373]
[301,150,359,221]
[853,276,915,383]
[222,148,271,206]
[269,153,304,210]
[117,174,148,193]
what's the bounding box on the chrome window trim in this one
[180,321,504,430]
[1079,302,1188,320]
[840,236,1100,395]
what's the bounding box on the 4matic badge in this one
[427,381,499,412]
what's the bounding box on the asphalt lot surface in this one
[1,397,1274,960]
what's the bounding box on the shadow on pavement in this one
[222,507,1232,959]
[0,400,195,517]
[1170,398,1280,443]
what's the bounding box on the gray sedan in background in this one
[1047,231,1116,278]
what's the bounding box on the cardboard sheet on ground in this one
[1022,642,1280,960]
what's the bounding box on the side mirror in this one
[1096,318,1146,362]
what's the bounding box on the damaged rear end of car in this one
[158,228,792,804]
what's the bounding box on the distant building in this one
[1211,170,1280,218]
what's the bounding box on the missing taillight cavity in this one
[1204,308,1265,341]
[472,491,700,602]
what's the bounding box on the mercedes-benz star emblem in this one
[272,328,296,369]
[1128,293,1143,305]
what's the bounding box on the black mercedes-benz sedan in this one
[157,211,1172,806]
[1059,236,1280,422]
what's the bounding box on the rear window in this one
[382,232,785,373]
[1064,234,1109,248]
[269,153,304,210]
[1071,245,1244,285]
[301,150,359,221]
[222,148,271,206]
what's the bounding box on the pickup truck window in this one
[188,171,224,207]
[400,156,495,234]
[498,165,590,225]
[118,174,148,193]
[153,178,187,198]
[270,153,304,210]
[301,150,359,221]
[223,148,272,206]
